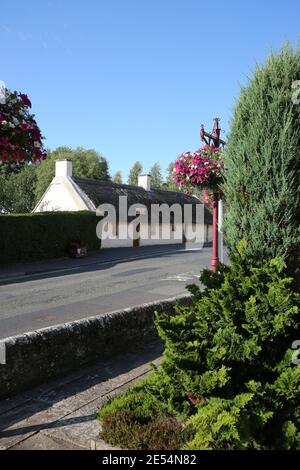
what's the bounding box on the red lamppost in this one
[200,118,226,272]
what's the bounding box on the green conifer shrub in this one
[99,241,300,449]
[222,45,300,282]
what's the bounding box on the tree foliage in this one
[112,170,122,184]
[222,45,300,281]
[127,161,143,186]
[0,164,37,213]
[149,162,163,189]
[161,161,177,191]
[35,146,110,202]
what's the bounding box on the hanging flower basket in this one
[173,145,224,192]
[0,87,47,173]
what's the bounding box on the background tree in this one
[223,44,300,280]
[128,161,143,186]
[0,164,37,213]
[112,170,122,184]
[161,161,178,191]
[149,162,163,189]
[35,146,110,202]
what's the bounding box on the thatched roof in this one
[72,177,213,225]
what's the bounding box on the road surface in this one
[0,244,213,339]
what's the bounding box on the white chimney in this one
[138,174,151,191]
[55,160,73,177]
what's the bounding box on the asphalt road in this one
[0,244,213,339]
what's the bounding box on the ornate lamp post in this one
[173,118,225,273]
[200,118,226,272]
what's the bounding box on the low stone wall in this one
[0,295,192,399]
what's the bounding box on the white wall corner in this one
[138,174,151,191]
[55,160,73,177]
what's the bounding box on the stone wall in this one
[0,295,192,399]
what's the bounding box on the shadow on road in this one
[0,244,209,287]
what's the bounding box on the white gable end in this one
[34,176,90,212]
[33,159,96,213]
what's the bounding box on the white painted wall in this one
[55,160,73,177]
[99,222,212,248]
[138,174,151,191]
[100,222,133,248]
[34,160,95,213]
[206,224,212,243]
[34,177,93,212]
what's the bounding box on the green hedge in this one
[0,211,101,265]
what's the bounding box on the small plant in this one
[101,410,193,450]
[99,377,193,450]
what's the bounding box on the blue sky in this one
[1,0,299,180]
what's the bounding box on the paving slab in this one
[9,433,82,450]
[0,341,163,450]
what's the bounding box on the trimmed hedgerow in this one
[99,241,300,450]
[0,211,101,265]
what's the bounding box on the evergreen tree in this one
[223,45,300,280]
[162,161,178,191]
[128,161,143,186]
[150,162,163,189]
[112,171,122,184]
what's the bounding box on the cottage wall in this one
[34,177,87,212]
[101,222,212,248]
[33,160,213,249]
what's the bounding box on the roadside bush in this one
[0,211,101,265]
[99,241,300,449]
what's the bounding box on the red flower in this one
[0,88,47,171]
[19,93,32,108]
[34,148,43,159]
[32,127,42,140]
